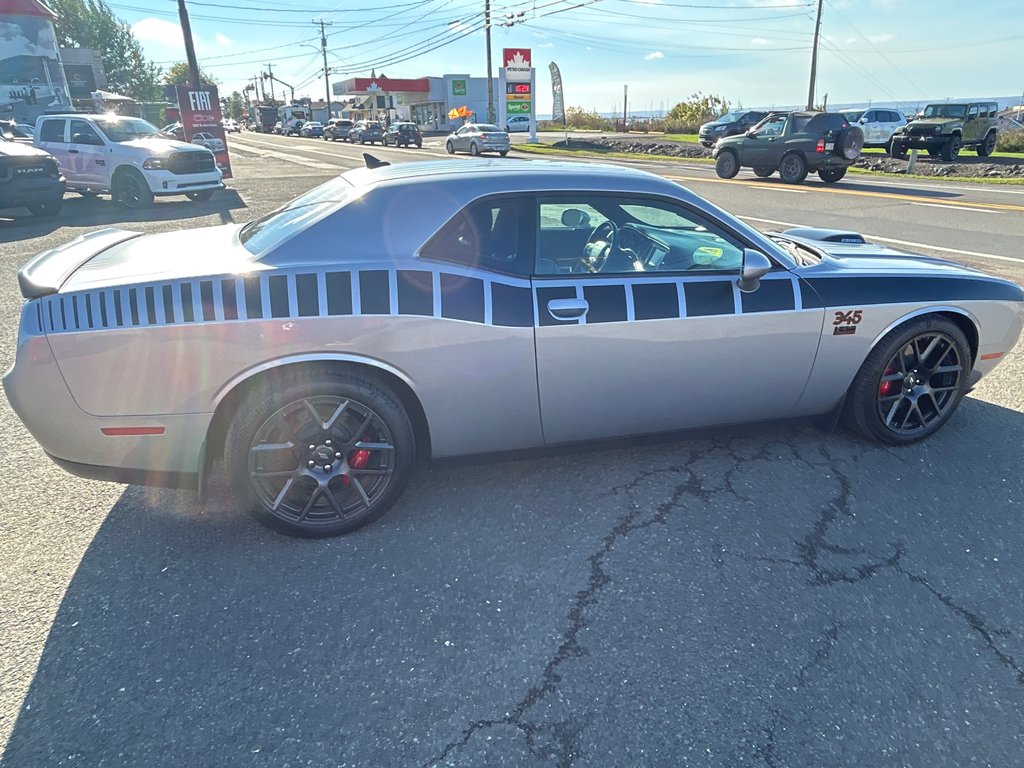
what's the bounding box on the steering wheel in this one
[576,220,619,273]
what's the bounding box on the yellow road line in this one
[663,173,1024,213]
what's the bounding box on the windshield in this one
[239,176,356,255]
[716,111,746,122]
[95,118,162,142]
[923,104,967,119]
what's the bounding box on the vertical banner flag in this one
[549,62,565,124]
[175,84,233,179]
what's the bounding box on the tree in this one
[162,62,218,88]
[666,92,731,130]
[48,0,162,101]
[224,91,244,119]
[563,106,613,131]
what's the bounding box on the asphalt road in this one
[1,137,1023,768]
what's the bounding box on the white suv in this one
[839,107,907,152]
[34,114,223,208]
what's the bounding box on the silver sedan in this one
[445,123,511,156]
[5,159,1023,538]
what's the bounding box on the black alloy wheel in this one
[226,369,415,537]
[114,169,154,209]
[844,317,969,445]
[940,135,961,161]
[977,131,996,157]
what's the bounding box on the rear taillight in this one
[816,138,825,153]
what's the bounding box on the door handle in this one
[547,298,588,321]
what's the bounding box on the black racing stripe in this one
[99,291,108,328]
[805,276,1024,307]
[180,283,194,323]
[72,295,81,329]
[325,272,352,315]
[360,270,391,315]
[296,273,319,317]
[632,283,679,321]
[162,285,174,323]
[128,288,139,326]
[221,279,238,320]
[536,285,577,327]
[200,280,216,321]
[684,280,734,317]
[799,280,824,309]
[145,287,156,325]
[243,277,263,319]
[48,301,54,332]
[441,273,485,323]
[396,270,433,316]
[269,275,289,318]
[113,291,123,326]
[583,284,628,324]
[85,293,93,328]
[491,282,533,327]
[59,297,67,330]
[741,279,795,313]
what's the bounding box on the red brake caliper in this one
[341,439,371,486]
[879,364,894,397]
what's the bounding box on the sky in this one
[109,0,1024,115]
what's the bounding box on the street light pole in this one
[485,0,494,123]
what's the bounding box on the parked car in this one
[299,121,325,138]
[191,131,226,152]
[161,122,185,141]
[8,158,1021,538]
[445,123,510,156]
[34,114,223,208]
[698,110,768,147]
[505,115,531,133]
[0,133,64,216]
[324,118,355,141]
[1,119,35,140]
[348,120,384,144]
[838,108,907,152]
[712,111,863,184]
[383,121,422,148]
[889,101,999,161]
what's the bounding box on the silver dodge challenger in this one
[6,159,1023,537]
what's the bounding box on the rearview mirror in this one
[737,249,772,293]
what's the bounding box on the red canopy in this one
[0,0,56,18]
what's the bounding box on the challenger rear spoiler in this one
[17,228,143,299]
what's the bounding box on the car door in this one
[743,114,787,168]
[454,126,473,151]
[35,118,69,179]
[530,193,824,444]
[67,119,109,188]
[964,105,981,144]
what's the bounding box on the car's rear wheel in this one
[469,142,480,156]
[976,131,996,157]
[843,316,970,445]
[778,153,808,184]
[715,151,739,179]
[225,369,416,538]
[446,140,455,154]
[27,197,63,217]
[818,167,847,183]
[752,166,774,178]
[186,190,215,202]
[940,135,961,161]
[113,168,154,209]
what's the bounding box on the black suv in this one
[0,133,64,217]
[383,121,422,148]
[698,110,767,147]
[712,111,863,184]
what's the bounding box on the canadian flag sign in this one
[503,48,532,82]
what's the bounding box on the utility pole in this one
[315,19,333,121]
[806,0,824,110]
[265,62,276,102]
[485,0,494,123]
[177,0,201,89]
[623,84,628,132]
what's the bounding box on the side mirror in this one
[560,208,592,228]
[72,132,99,145]
[737,249,772,293]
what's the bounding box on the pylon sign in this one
[499,48,534,139]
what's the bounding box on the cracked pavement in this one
[3,151,1024,767]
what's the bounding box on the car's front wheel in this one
[778,153,808,184]
[113,168,154,209]
[225,368,416,537]
[940,135,961,161]
[843,316,970,445]
[715,151,739,179]
[818,167,847,183]
[446,140,455,154]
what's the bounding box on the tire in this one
[415,142,422,148]
[976,131,996,157]
[838,125,864,160]
[714,151,739,179]
[927,148,941,158]
[890,142,909,160]
[778,152,808,184]
[445,141,455,155]
[752,166,774,178]
[225,368,416,538]
[843,316,970,445]
[27,197,63,217]
[186,190,215,202]
[113,168,154,209]
[939,135,961,161]
[499,150,508,157]
[818,167,847,183]
[469,142,480,156]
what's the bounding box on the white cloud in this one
[132,18,183,43]
[215,33,232,46]
[536,42,555,49]
[868,33,894,43]
[750,38,771,45]
[644,51,664,61]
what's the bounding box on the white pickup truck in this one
[34,114,223,208]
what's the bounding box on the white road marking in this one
[910,202,1003,214]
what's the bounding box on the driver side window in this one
[753,115,787,136]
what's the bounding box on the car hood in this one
[907,117,961,129]
[118,137,210,155]
[0,140,53,159]
[61,224,264,291]
[787,236,993,277]
[701,119,735,130]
